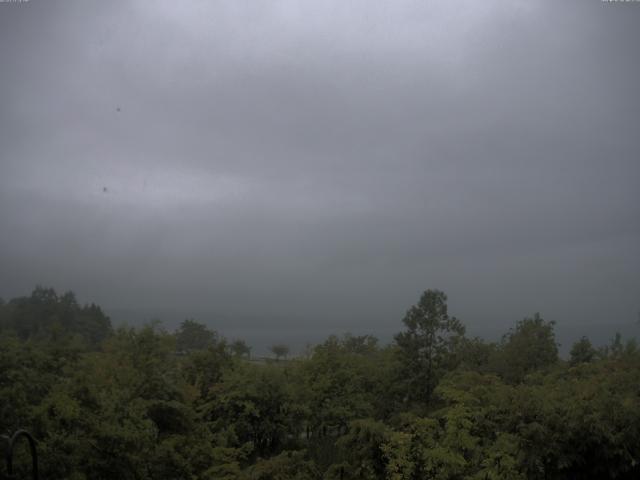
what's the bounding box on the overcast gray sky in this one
[1,0,638,344]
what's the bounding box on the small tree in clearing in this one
[270,344,290,361]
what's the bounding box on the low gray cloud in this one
[1,0,638,345]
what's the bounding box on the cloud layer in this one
[1,0,638,339]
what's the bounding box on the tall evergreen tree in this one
[394,289,465,405]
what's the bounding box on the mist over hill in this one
[1,0,639,477]
[105,305,639,357]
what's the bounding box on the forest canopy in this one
[0,287,638,479]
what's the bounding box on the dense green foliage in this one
[1,287,639,479]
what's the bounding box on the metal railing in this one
[1,430,38,480]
